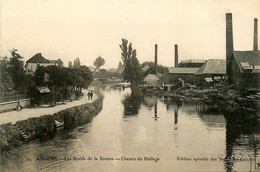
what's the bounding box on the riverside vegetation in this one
[0,93,103,153]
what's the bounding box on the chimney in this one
[254,18,258,51]
[174,44,178,67]
[226,13,234,84]
[155,44,158,74]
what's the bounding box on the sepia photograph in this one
[0,0,259,171]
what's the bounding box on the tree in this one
[34,64,93,103]
[93,56,105,70]
[117,61,123,73]
[140,61,168,74]
[119,38,141,94]
[57,58,64,68]
[74,58,81,68]
[0,57,13,91]
[8,49,26,91]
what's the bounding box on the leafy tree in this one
[57,58,64,68]
[117,61,123,73]
[93,56,105,70]
[0,57,13,91]
[74,58,81,68]
[119,38,141,94]
[140,61,168,74]
[8,49,26,91]
[34,64,93,103]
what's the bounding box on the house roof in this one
[233,51,260,73]
[37,87,50,93]
[179,59,206,64]
[168,67,199,74]
[26,53,50,63]
[195,59,226,75]
[144,74,159,82]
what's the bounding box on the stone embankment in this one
[0,93,103,153]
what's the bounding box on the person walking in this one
[90,91,93,100]
[87,91,91,100]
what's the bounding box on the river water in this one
[0,85,259,172]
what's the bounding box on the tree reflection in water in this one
[122,92,142,117]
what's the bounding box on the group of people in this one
[88,91,94,100]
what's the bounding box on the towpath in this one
[0,89,97,125]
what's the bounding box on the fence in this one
[0,91,28,103]
[0,98,31,113]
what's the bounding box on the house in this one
[178,59,206,68]
[144,74,160,86]
[164,67,200,84]
[26,53,58,74]
[195,59,226,83]
[229,51,260,90]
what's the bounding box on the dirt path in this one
[0,89,97,125]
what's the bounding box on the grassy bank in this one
[0,94,103,153]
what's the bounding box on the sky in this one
[0,0,259,69]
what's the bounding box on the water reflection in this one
[153,99,159,121]
[122,93,142,117]
[224,112,260,171]
[158,94,259,171]
[1,86,259,172]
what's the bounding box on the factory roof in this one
[179,59,206,64]
[195,59,226,75]
[168,67,199,74]
[233,51,260,73]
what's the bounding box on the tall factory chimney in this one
[226,13,234,84]
[155,44,158,74]
[174,44,178,67]
[254,18,258,51]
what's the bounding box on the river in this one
[0,85,259,172]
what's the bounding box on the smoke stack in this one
[226,13,234,84]
[175,44,178,67]
[155,44,158,74]
[254,18,258,51]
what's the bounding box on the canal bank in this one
[0,91,103,153]
[142,87,260,118]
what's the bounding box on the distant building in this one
[178,59,206,68]
[144,74,160,86]
[195,59,226,83]
[26,53,58,74]
[163,67,199,84]
[107,68,118,73]
[229,51,260,90]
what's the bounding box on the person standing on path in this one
[87,91,91,100]
[16,99,22,111]
[90,91,93,100]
